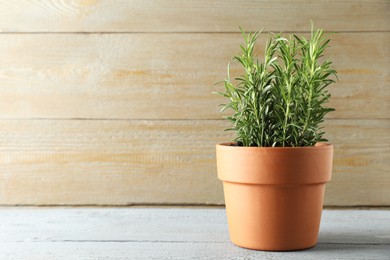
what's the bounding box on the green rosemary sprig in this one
[214,26,337,147]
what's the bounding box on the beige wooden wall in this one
[0,0,388,206]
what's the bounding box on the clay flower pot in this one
[216,142,333,251]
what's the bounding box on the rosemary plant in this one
[215,27,337,147]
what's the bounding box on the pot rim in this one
[216,142,333,184]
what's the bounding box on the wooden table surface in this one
[0,207,389,259]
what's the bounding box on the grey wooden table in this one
[0,207,389,259]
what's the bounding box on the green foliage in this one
[214,27,337,147]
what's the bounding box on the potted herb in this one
[214,27,337,251]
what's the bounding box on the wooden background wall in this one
[0,0,388,206]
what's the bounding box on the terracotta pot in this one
[216,142,333,251]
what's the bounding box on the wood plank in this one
[1,208,389,244]
[0,208,389,259]
[0,119,227,205]
[324,119,390,206]
[1,242,389,260]
[0,0,388,32]
[0,119,388,206]
[0,32,388,120]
